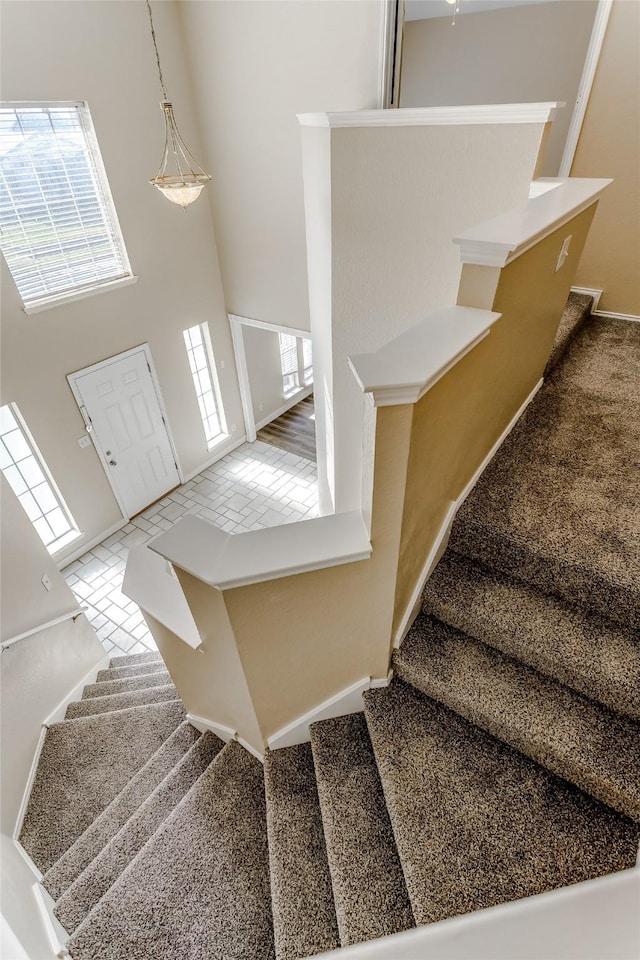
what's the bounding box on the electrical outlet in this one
[41,573,52,591]
[220,360,226,369]
[78,435,91,449]
[556,235,572,272]
[231,423,237,432]
[258,403,264,413]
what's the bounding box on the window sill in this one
[22,275,138,316]
[206,432,230,452]
[49,529,84,557]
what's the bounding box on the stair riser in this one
[65,686,177,720]
[394,660,640,823]
[82,671,170,699]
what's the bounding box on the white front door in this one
[70,347,180,518]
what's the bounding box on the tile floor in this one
[62,440,318,658]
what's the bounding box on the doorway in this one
[68,345,181,519]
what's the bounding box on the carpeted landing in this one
[17,299,640,959]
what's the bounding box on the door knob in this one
[109,459,117,467]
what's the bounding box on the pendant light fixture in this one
[146,0,210,209]
[445,0,461,25]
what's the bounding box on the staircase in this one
[18,297,640,960]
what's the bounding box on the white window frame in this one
[183,322,228,450]
[0,100,136,315]
[0,402,80,554]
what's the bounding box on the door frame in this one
[386,0,613,177]
[228,314,313,443]
[67,343,183,520]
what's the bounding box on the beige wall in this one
[572,0,640,316]
[1,477,78,642]
[242,325,286,424]
[302,118,550,513]
[400,1,598,177]
[0,1,245,562]
[178,0,384,332]
[395,204,597,631]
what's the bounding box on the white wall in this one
[242,325,285,425]
[400,1,598,176]
[178,0,384,332]
[0,1,245,563]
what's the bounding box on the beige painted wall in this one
[177,0,384,331]
[1,477,78,642]
[395,204,597,631]
[572,0,640,316]
[0,1,245,563]
[303,118,550,513]
[400,1,598,177]
[242,325,286,424]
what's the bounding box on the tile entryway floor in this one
[62,440,318,657]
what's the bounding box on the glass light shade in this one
[151,176,208,209]
[150,102,210,210]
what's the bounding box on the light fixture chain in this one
[146,0,168,102]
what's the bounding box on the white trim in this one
[149,511,371,591]
[454,178,611,267]
[32,880,69,958]
[558,1,613,177]
[1,609,82,650]
[268,676,371,750]
[594,310,640,324]
[13,652,108,841]
[228,313,313,444]
[182,433,248,482]
[67,344,184,520]
[22,276,138,316]
[298,102,561,128]
[571,286,603,312]
[42,657,109,728]
[57,518,129,569]
[228,313,310,340]
[253,385,313,432]
[12,727,48,864]
[186,713,263,762]
[393,378,544,648]
[348,306,501,407]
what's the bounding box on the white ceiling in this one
[405,0,562,21]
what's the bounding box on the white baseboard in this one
[182,433,249,483]
[43,655,110,728]
[393,378,544,649]
[570,286,640,324]
[267,674,389,750]
[13,654,109,846]
[186,713,264,763]
[594,310,640,324]
[57,519,128,570]
[253,385,314,433]
[570,285,602,311]
[32,880,69,958]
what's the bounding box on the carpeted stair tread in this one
[19,700,185,873]
[43,721,200,901]
[364,681,639,927]
[545,291,592,374]
[310,713,415,946]
[394,615,640,820]
[56,730,225,934]
[108,650,162,669]
[65,683,177,719]
[81,670,170,700]
[423,552,640,720]
[96,661,165,682]
[449,317,640,629]
[67,741,275,960]
[264,743,339,960]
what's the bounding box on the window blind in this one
[0,103,131,307]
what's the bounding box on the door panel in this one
[73,349,180,518]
